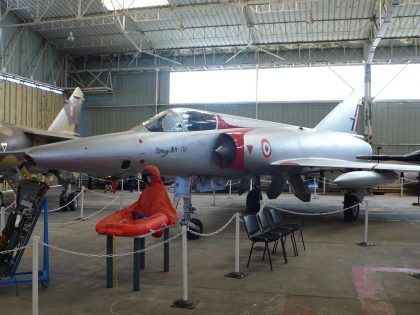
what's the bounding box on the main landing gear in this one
[59,182,78,211]
[343,193,360,222]
[174,176,203,240]
[246,177,262,213]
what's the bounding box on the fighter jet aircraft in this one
[7,89,420,234]
[0,87,84,208]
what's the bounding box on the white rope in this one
[84,187,121,198]
[48,190,83,212]
[49,196,119,226]
[262,201,359,216]
[3,201,16,214]
[184,213,236,237]
[0,243,30,255]
[39,231,183,258]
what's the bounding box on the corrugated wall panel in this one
[0,80,65,128]
[80,106,157,136]
[372,101,420,155]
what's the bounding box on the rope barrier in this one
[39,231,183,258]
[84,187,123,198]
[1,212,235,257]
[262,201,359,216]
[2,201,16,214]
[49,196,120,226]
[184,213,236,237]
[0,244,30,255]
[47,190,83,212]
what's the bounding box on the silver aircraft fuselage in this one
[24,110,372,178]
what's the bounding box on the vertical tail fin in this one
[48,87,84,136]
[315,89,363,134]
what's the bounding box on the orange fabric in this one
[127,165,178,226]
[111,180,118,193]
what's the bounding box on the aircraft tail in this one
[314,89,363,134]
[47,87,84,136]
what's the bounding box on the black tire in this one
[246,189,262,213]
[187,218,203,240]
[343,195,360,222]
[59,192,69,211]
[41,281,49,289]
[68,192,78,211]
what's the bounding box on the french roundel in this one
[261,139,272,159]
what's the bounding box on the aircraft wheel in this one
[343,195,359,222]
[187,218,203,240]
[59,192,69,211]
[68,192,78,211]
[246,189,262,213]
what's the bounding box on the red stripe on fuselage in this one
[224,128,254,173]
[217,114,242,129]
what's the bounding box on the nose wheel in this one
[186,218,203,240]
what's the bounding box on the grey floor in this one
[1,188,420,315]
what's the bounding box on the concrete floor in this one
[1,188,420,315]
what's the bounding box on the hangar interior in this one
[1,0,420,153]
[1,1,420,314]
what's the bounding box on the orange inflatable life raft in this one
[96,165,178,238]
[95,210,169,237]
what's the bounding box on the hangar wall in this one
[0,8,63,86]
[372,101,420,155]
[0,80,65,129]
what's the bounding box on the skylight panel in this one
[103,0,169,10]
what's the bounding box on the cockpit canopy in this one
[140,108,217,132]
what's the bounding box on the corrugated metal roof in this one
[1,0,420,64]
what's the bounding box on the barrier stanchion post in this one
[225,213,247,279]
[133,237,141,291]
[211,179,216,206]
[164,227,169,272]
[228,180,232,199]
[172,225,198,309]
[0,205,5,232]
[312,178,318,199]
[80,186,85,219]
[106,235,113,288]
[119,193,123,210]
[323,178,326,195]
[32,235,40,315]
[400,176,404,197]
[358,200,374,247]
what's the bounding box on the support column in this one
[363,63,373,144]
[164,227,169,272]
[106,235,113,288]
[133,237,141,291]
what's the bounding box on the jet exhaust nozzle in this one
[214,134,237,168]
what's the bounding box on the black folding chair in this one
[265,208,298,257]
[243,215,282,271]
[256,210,288,264]
[268,208,305,253]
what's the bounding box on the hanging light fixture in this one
[68,31,75,41]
